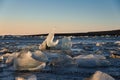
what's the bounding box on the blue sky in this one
[0,0,120,35]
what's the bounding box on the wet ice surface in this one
[0,36,120,80]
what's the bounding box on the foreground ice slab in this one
[2,50,48,71]
[86,71,115,80]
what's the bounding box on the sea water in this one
[0,36,120,80]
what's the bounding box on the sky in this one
[0,0,120,35]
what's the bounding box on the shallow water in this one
[0,36,120,80]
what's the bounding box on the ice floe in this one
[73,54,111,67]
[86,71,115,80]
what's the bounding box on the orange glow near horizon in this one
[0,20,119,35]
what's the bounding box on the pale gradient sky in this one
[0,0,120,35]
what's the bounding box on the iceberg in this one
[46,32,59,47]
[39,33,72,50]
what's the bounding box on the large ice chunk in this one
[46,32,59,47]
[2,50,48,71]
[39,32,59,50]
[39,33,72,50]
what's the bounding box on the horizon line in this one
[0,29,119,36]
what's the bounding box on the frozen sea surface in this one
[0,36,120,80]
